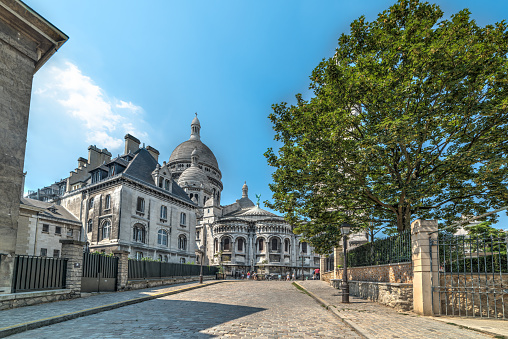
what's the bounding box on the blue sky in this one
[23,0,508,226]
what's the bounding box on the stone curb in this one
[0,281,226,338]
[293,282,369,339]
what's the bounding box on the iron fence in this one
[12,255,67,293]
[432,233,508,318]
[347,229,411,267]
[128,260,219,279]
[82,252,118,279]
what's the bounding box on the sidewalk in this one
[296,280,508,339]
[0,280,224,338]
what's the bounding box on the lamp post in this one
[195,244,204,284]
[340,222,351,303]
[300,251,304,281]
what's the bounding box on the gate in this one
[430,232,508,318]
[81,252,118,292]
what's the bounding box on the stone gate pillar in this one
[411,219,439,316]
[114,250,130,291]
[60,239,85,296]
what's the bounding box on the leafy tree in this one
[265,0,508,254]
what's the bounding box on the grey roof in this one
[20,197,80,224]
[169,139,219,171]
[178,165,209,186]
[236,197,255,208]
[122,148,193,204]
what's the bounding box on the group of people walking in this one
[232,268,320,281]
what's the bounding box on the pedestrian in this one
[241,271,245,279]
[292,272,295,281]
[253,272,257,280]
[278,274,282,281]
[314,268,320,280]
[286,272,290,281]
[247,271,250,280]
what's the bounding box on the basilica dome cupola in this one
[190,114,201,141]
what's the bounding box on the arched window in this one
[136,197,145,213]
[214,238,218,252]
[158,229,168,246]
[301,242,308,254]
[178,235,187,250]
[158,254,163,261]
[223,237,230,251]
[237,238,244,251]
[180,258,186,264]
[180,212,186,226]
[87,219,93,233]
[101,220,111,240]
[158,178,163,188]
[285,239,290,252]
[164,179,170,190]
[271,238,278,251]
[160,205,167,219]
[258,239,264,252]
[133,224,146,243]
[89,197,94,209]
[105,195,111,209]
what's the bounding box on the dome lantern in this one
[190,113,201,141]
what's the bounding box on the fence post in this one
[411,219,439,316]
[334,246,343,280]
[60,239,85,296]
[113,250,130,291]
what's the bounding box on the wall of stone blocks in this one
[0,289,76,311]
[335,262,413,283]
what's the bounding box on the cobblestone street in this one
[7,281,359,338]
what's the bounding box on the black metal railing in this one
[82,252,118,278]
[128,260,219,279]
[347,229,411,267]
[12,255,67,293]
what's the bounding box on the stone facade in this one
[335,262,413,283]
[0,0,67,294]
[0,289,75,311]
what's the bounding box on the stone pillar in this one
[411,219,439,316]
[319,255,326,280]
[113,250,130,291]
[60,240,85,295]
[334,246,343,279]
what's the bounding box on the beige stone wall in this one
[335,262,413,283]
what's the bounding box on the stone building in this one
[170,116,320,277]
[0,0,68,294]
[17,198,81,257]
[59,135,197,263]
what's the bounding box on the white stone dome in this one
[177,166,209,187]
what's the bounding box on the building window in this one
[87,219,93,233]
[158,229,168,246]
[164,179,170,190]
[42,224,49,233]
[55,226,62,235]
[158,254,163,261]
[136,251,143,260]
[164,255,168,262]
[40,248,47,257]
[89,197,94,209]
[285,239,290,252]
[214,239,218,252]
[105,195,111,209]
[67,229,73,237]
[196,230,200,240]
[133,224,146,243]
[160,205,167,220]
[101,220,111,240]
[301,242,308,254]
[271,238,278,251]
[136,197,145,213]
[178,235,187,251]
[223,237,230,251]
[53,249,60,258]
[180,258,186,264]
[180,212,186,226]
[237,238,244,251]
[258,239,264,252]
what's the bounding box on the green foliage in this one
[466,221,507,239]
[91,251,115,257]
[265,0,508,253]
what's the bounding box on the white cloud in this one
[34,61,148,152]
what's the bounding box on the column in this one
[113,250,130,291]
[60,239,85,295]
[411,219,439,316]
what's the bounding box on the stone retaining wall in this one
[0,289,76,311]
[336,262,412,283]
[331,279,413,311]
[126,275,216,290]
[321,271,334,283]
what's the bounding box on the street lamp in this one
[341,222,351,303]
[300,252,304,281]
[195,244,205,284]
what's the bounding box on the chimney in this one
[77,157,87,169]
[146,146,160,162]
[100,148,112,164]
[124,134,140,155]
[88,145,101,168]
